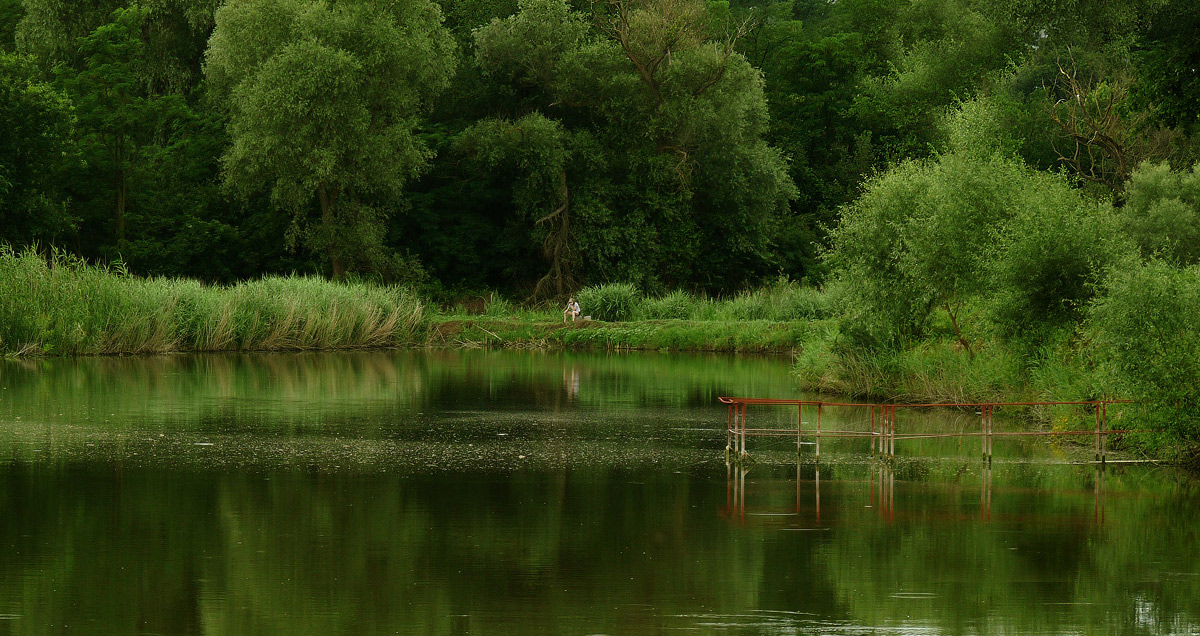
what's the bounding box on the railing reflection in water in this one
[723,460,1108,527]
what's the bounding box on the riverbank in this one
[426,316,823,353]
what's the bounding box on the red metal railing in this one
[719,397,1132,463]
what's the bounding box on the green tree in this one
[206,0,457,278]
[457,113,573,297]
[0,52,77,245]
[0,0,21,51]
[59,7,190,248]
[1136,0,1200,130]
[470,0,794,294]
[852,0,1014,163]
[826,99,1123,350]
[16,0,220,93]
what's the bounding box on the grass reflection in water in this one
[0,350,1196,635]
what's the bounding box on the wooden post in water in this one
[887,464,895,523]
[981,406,987,461]
[887,406,896,458]
[726,404,733,461]
[796,459,801,513]
[1094,463,1106,524]
[797,403,803,456]
[986,406,993,465]
[1101,402,1107,463]
[816,403,822,460]
[873,405,883,456]
[1094,403,1101,463]
[886,407,891,457]
[739,466,746,523]
[740,404,747,459]
[877,464,884,518]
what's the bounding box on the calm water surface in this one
[1,350,1197,635]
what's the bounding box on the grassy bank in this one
[427,316,827,353]
[428,282,835,353]
[0,247,427,356]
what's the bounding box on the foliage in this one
[467,0,796,294]
[456,113,573,298]
[826,151,1024,347]
[58,7,192,248]
[0,51,76,244]
[0,0,21,51]
[795,336,1025,404]
[1121,161,1200,265]
[1088,260,1200,452]
[637,290,697,320]
[205,0,457,277]
[853,0,1013,162]
[1135,0,1200,130]
[16,0,219,93]
[987,170,1133,343]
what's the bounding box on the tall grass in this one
[0,246,427,356]
[577,282,639,322]
[570,280,831,322]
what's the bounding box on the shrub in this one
[1088,260,1200,452]
[577,283,639,322]
[1121,162,1200,266]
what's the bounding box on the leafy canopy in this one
[205,0,457,275]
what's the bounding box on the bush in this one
[1088,260,1200,452]
[1122,162,1200,266]
[577,283,640,322]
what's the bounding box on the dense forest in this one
[4,0,1196,295]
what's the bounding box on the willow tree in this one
[205,0,456,277]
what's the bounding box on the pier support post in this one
[816,403,822,460]
[734,403,744,458]
[1101,402,1107,463]
[797,403,803,456]
[889,406,896,458]
[987,406,993,465]
[981,406,988,462]
[726,404,733,461]
[871,406,877,457]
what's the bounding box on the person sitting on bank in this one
[563,298,581,323]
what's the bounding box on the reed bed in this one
[0,246,427,356]
[635,283,831,322]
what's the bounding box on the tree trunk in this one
[529,168,572,301]
[945,302,974,360]
[317,185,345,279]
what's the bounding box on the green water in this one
[1,350,1197,635]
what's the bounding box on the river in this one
[1,350,1197,635]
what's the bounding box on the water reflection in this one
[0,350,1197,635]
[725,460,1115,530]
